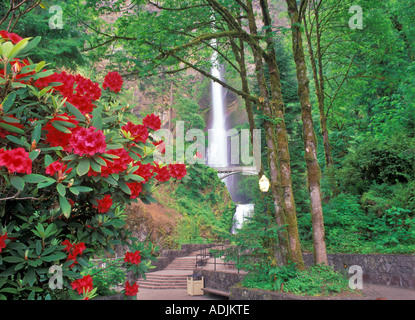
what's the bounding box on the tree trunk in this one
[258,0,305,270]
[285,0,328,265]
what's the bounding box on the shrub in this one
[0,32,186,300]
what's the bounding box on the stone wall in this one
[193,269,245,293]
[303,253,415,289]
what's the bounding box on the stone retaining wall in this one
[303,253,415,289]
[193,269,245,293]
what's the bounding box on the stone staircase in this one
[138,253,199,289]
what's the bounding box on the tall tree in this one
[285,0,328,264]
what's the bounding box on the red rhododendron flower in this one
[71,275,93,295]
[121,121,148,144]
[133,162,154,182]
[124,251,141,265]
[0,147,32,174]
[45,160,72,177]
[0,30,23,44]
[43,113,79,152]
[0,233,7,254]
[143,113,161,131]
[126,182,143,199]
[169,163,187,180]
[69,126,107,156]
[0,116,24,138]
[34,71,101,114]
[125,281,139,296]
[153,163,170,182]
[62,240,86,268]
[102,71,123,93]
[94,194,113,213]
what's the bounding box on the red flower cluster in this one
[125,281,139,296]
[0,30,23,44]
[35,71,101,114]
[0,147,32,174]
[43,113,79,152]
[0,233,7,254]
[88,148,132,177]
[124,251,141,265]
[143,113,161,131]
[102,71,123,93]
[121,121,148,144]
[71,275,93,295]
[45,160,72,178]
[169,163,187,180]
[94,194,113,213]
[62,240,86,268]
[126,182,143,199]
[69,126,107,156]
[0,116,24,139]
[153,163,170,183]
[133,162,154,182]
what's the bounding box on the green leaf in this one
[23,174,48,183]
[118,180,131,195]
[10,176,25,191]
[1,91,17,113]
[77,158,90,176]
[52,121,71,134]
[57,183,66,197]
[59,195,71,218]
[0,122,25,135]
[65,102,85,121]
[37,178,56,189]
[31,123,42,145]
[2,256,24,263]
[5,135,30,147]
[44,155,54,167]
[92,114,103,131]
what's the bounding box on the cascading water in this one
[207,42,254,234]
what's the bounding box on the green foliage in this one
[242,263,351,297]
[154,163,235,245]
[83,259,126,296]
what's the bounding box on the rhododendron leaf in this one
[10,176,25,191]
[51,122,71,134]
[77,158,90,176]
[128,174,145,182]
[7,37,30,60]
[23,174,47,183]
[2,115,19,123]
[57,183,66,197]
[17,36,40,57]
[31,123,42,145]
[103,175,117,186]
[106,143,124,150]
[0,122,25,135]
[92,155,106,166]
[65,102,85,121]
[90,160,101,172]
[118,181,131,195]
[92,114,103,131]
[6,135,30,147]
[37,177,56,189]
[128,151,141,161]
[44,155,53,167]
[53,120,77,128]
[35,61,46,73]
[28,150,41,161]
[1,91,16,113]
[75,186,93,192]
[59,195,71,218]
[1,41,14,58]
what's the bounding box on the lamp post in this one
[259,174,270,192]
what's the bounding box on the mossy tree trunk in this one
[285,0,328,265]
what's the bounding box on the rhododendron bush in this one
[0,33,187,300]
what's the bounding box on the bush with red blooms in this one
[0,32,187,300]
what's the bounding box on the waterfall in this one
[208,42,227,168]
[207,42,254,234]
[231,204,255,234]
